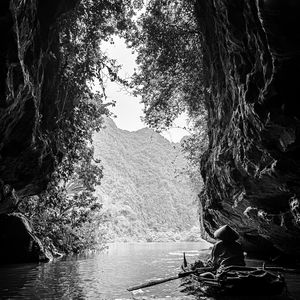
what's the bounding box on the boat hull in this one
[180,265,287,298]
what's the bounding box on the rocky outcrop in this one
[0,180,18,214]
[0,213,52,264]
[0,0,79,202]
[0,0,79,262]
[196,0,300,258]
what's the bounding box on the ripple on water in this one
[0,242,212,299]
[168,253,201,257]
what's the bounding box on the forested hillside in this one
[93,118,201,242]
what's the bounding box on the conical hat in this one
[214,225,239,241]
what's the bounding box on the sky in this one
[97,37,190,143]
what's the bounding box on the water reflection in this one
[0,263,39,298]
[285,273,300,300]
[0,242,299,300]
[33,261,85,299]
[0,242,211,299]
[0,260,86,299]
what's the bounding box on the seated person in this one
[209,224,245,270]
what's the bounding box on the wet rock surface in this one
[196,0,300,257]
[0,0,79,262]
[0,0,78,199]
[0,213,52,264]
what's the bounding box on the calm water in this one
[0,241,300,300]
[0,241,211,299]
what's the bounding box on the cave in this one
[196,0,300,261]
[0,0,300,266]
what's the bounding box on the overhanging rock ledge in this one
[196,0,300,259]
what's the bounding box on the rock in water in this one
[0,213,52,264]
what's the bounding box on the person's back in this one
[211,240,245,268]
[210,224,245,269]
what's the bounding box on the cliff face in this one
[0,0,79,263]
[197,0,300,257]
[93,118,201,242]
[0,0,78,212]
[1,0,300,261]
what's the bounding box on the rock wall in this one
[0,0,79,209]
[0,0,79,262]
[0,213,52,263]
[196,0,300,258]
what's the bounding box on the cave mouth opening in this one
[4,0,300,268]
[96,35,191,144]
[85,26,208,247]
[1,0,209,262]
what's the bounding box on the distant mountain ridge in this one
[93,117,201,242]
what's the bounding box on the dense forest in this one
[93,118,202,242]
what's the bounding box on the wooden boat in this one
[180,265,287,298]
[127,254,296,298]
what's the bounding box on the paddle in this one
[127,265,300,292]
[127,267,214,292]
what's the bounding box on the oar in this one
[127,267,214,292]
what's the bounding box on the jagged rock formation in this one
[196,0,300,258]
[1,0,300,262]
[0,0,79,263]
[0,0,79,209]
[0,213,52,263]
[93,118,201,242]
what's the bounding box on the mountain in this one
[93,117,202,242]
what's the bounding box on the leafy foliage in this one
[20,97,108,253]
[128,0,209,182]
[20,189,107,254]
[19,0,140,254]
[18,0,209,252]
[131,0,206,131]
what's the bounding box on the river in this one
[0,241,300,300]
